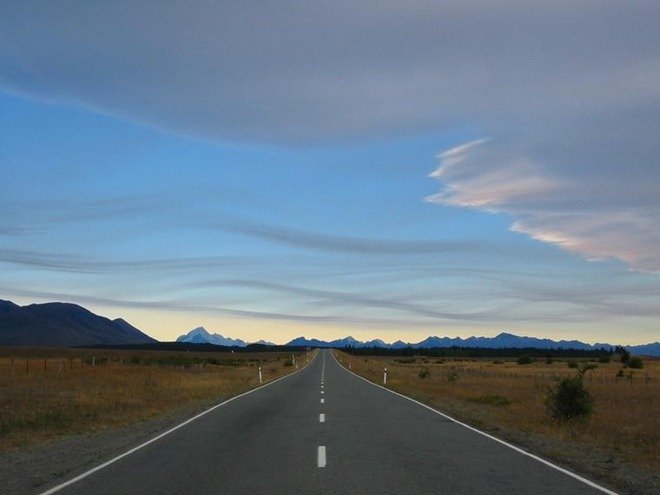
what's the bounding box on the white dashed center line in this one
[317,446,326,468]
[319,413,325,423]
[320,398,324,404]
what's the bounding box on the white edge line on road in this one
[39,351,319,495]
[331,351,617,495]
[317,446,327,467]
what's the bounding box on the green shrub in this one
[567,361,579,369]
[546,376,593,421]
[418,367,430,379]
[517,355,534,365]
[628,357,644,369]
[492,360,504,365]
[598,356,611,363]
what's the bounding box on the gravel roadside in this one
[0,396,229,495]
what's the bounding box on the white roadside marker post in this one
[258,366,263,384]
[349,363,351,370]
[383,368,387,385]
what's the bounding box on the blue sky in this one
[1,2,659,344]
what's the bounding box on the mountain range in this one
[176,327,248,347]
[284,333,660,356]
[176,327,275,347]
[0,299,156,346]
[2,298,657,356]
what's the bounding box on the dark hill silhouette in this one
[0,299,157,346]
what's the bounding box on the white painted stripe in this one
[331,352,617,495]
[320,398,325,404]
[319,413,325,423]
[38,354,318,495]
[317,446,327,468]
[321,390,324,394]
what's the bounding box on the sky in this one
[1,1,659,345]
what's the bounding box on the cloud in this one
[186,279,508,322]
[1,2,659,143]
[0,287,482,327]
[0,248,273,274]
[1,2,658,275]
[217,220,479,255]
[427,139,660,272]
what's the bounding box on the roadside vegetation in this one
[335,350,659,485]
[0,347,308,450]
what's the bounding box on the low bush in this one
[418,367,430,379]
[517,355,534,365]
[546,376,593,421]
[628,357,644,369]
[567,361,579,369]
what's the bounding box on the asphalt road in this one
[41,349,614,495]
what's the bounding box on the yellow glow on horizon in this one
[8,296,654,346]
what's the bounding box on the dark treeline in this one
[340,346,614,358]
[78,342,305,353]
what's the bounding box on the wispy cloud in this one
[0,287,479,327]
[0,248,271,274]
[185,279,509,322]
[217,220,479,255]
[427,139,660,273]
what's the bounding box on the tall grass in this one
[0,348,307,450]
[337,352,659,471]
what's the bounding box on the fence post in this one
[383,368,388,385]
[258,366,263,384]
[92,356,96,367]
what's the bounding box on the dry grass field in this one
[0,347,309,451]
[335,351,659,474]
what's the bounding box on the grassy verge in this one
[0,347,311,450]
[335,351,658,477]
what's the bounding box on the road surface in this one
[40,350,614,494]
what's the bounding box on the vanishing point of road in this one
[40,350,615,494]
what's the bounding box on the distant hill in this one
[176,326,247,347]
[0,299,157,347]
[285,333,660,356]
